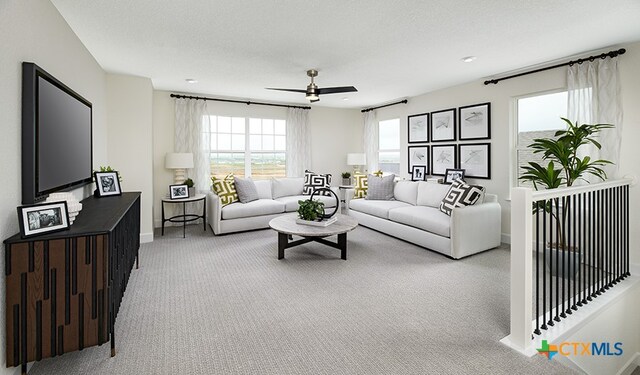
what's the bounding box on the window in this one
[205,116,286,179]
[514,91,568,187]
[378,119,400,174]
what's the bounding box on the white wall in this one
[0,0,108,373]
[374,42,640,265]
[107,74,154,242]
[151,91,362,227]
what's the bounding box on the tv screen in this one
[22,62,93,204]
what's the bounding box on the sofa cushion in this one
[353,173,367,199]
[254,180,272,199]
[234,177,259,203]
[394,181,418,205]
[272,177,304,199]
[349,199,411,219]
[439,180,485,216]
[221,199,285,220]
[416,181,450,208]
[303,170,332,195]
[276,195,338,212]
[388,206,451,238]
[366,174,395,200]
[211,174,239,206]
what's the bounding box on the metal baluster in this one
[597,190,603,296]
[534,202,541,335]
[541,199,548,331]
[625,185,629,277]
[606,188,611,289]
[554,197,560,322]
[548,198,554,327]
[578,192,584,307]
[571,193,577,311]
[588,191,593,301]
[561,196,568,318]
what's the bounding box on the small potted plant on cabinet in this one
[341,172,351,186]
[519,118,612,277]
[184,178,195,196]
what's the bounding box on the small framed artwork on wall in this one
[408,113,429,143]
[430,108,456,142]
[431,144,456,176]
[459,102,491,140]
[408,146,429,174]
[459,143,491,179]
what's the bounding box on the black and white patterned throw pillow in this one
[439,179,485,216]
[303,170,332,196]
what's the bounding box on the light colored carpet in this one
[30,225,574,374]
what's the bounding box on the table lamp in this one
[347,153,366,174]
[165,152,194,184]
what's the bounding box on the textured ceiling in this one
[51,0,640,108]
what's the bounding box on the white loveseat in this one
[345,180,501,259]
[208,177,338,235]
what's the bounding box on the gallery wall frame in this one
[407,113,429,143]
[458,143,491,179]
[458,102,491,140]
[430,144,457,176]
[430,108,456,142]
[407,145,429,174]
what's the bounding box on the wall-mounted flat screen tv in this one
[22,62,93,204]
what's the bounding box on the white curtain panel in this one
[174,98,210,192]
[363,110,378,173]
[285,107,311,177]
[567,58,622,180]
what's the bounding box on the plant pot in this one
[188,187,195,197]
[545,246,581,278]
[342,178,351,186]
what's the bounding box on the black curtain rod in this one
[484,48,626,85]
[361,99,408,113]
[170,93,311,110]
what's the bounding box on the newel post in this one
[509,187,533,352]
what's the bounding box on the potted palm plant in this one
[519,118,613,277]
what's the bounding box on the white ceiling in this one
[51,0,640,109]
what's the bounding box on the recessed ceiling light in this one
[461,56,477,63]
[185,78,198,84]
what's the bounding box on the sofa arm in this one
[450,201,501,259]
[207,191,222,235]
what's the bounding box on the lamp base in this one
[174,169,186,184]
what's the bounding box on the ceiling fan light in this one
[306,93,319,102]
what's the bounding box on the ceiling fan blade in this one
[316,86,358,95]
[265,88,307,93]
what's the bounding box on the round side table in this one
[161,193,207,238]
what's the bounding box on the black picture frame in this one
[408,113,429,143]
[430,108,456,142]
[458,143,491,179]
[411,166,427,181]
[458,102,491,140]
[407,145,429,174]
[169,184,190,199]
[94,171,122,197]
[17,201,70,238]
[444,168,466,184]
[430,144,457,176]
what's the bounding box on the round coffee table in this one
[269,213,358,260]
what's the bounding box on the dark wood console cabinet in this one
[4,192,141,374]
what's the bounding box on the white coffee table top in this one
[269,213,358,237]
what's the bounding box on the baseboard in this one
[617,352,640,375]
[140,232,154,243]
[501,233,511,244]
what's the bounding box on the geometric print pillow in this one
[353,173,368,199]
[211,173,239,206]
[303,170,332,196]
[439,179,485,216]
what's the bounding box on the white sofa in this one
[208,177,338,235]
[345,180,501,259]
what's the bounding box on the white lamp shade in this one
[347,153,366,166]
[165,153,194,169]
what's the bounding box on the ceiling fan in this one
[266,69,357,103]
